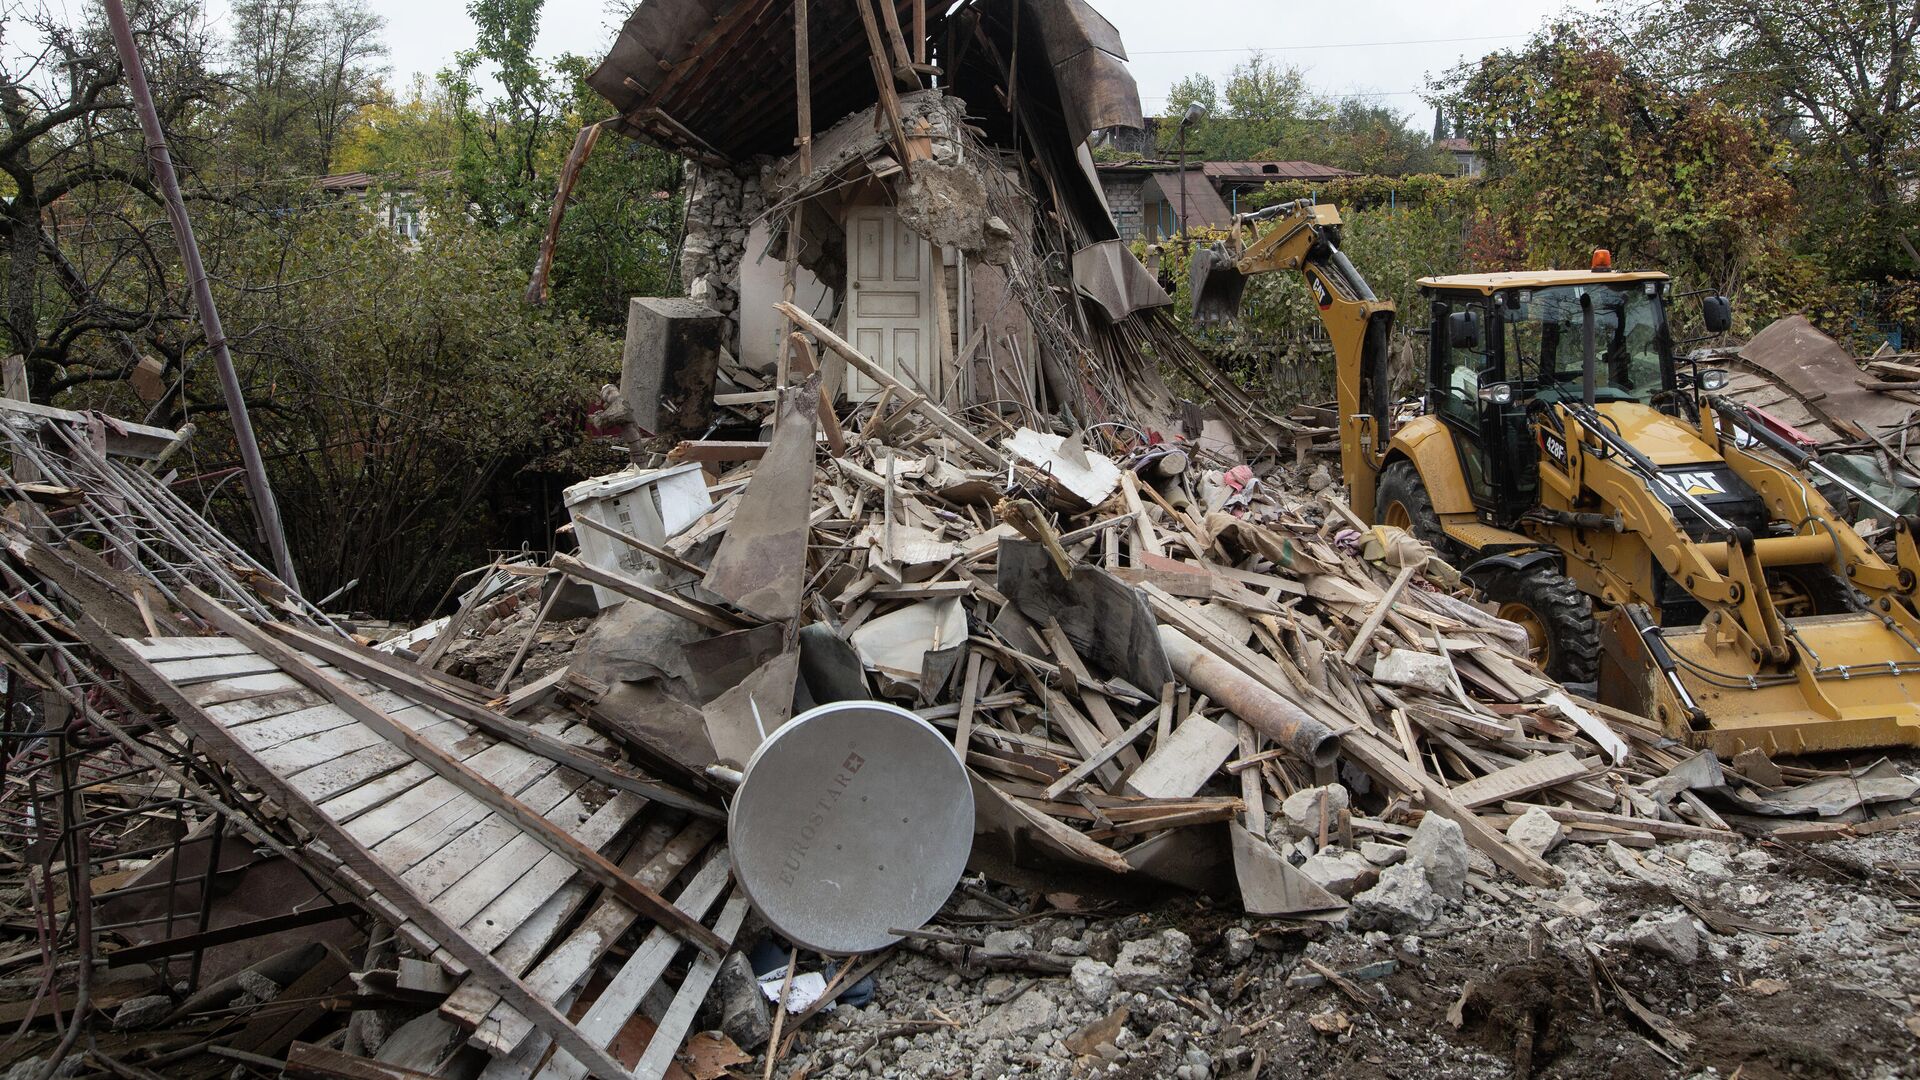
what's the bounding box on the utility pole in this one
[1177,102,1207,249]
[103,0,300,593]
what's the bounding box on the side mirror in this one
[1702,295,1732,335]
[1448,310,1483,351]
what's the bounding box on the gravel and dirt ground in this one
[774,764,1920,1080]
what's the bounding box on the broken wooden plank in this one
[778,301,1005,468]
[551,553,752,634]
[1123,713,1238,799]
[1446,751,1591,809]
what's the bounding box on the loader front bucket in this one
[1189,243,1248,326]
[1600,608,1920,756]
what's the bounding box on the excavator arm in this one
[1192,200,1397,516]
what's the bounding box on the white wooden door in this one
[845,207,935,399]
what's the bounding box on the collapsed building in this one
[576,0,1278,449]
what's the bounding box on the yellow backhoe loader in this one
[1191,198,1920,754]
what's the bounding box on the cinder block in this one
[620,297,726,436]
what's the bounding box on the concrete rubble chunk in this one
[1222,926,1255,965]
[1406,813,1471,899]
[982,929,1034,953]
[977,987,1062,1038]
[1505,806,1567,857]
[1069,957,1117,1003]
[1298,848,1380,898]
[111,995,174,1031]
[1349,864,1440,931]
[714,952,772,1051]
[1360,841,1407,867]
[1626,910,1700,964]
[1113,929,1194,990]
[1279,784,1349,838]
[1370,649,1455,694]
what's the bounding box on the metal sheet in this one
[1071,239,1172,321]
[997,538,1174,691]
[1738,314,1913,440]
[729,701,973,954]
[702,376,820,620]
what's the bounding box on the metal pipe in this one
[1329,245,1376,302]
[102,0,299,593]
[1156,627,1338,768]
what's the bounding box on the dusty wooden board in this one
[1447,751,1590,809]
[530,868,740,1080]
[397,769,586,902]
[320,724,560,827]
[1124,714,1239,799]
[227,701,370,754]
[187,671,304,707]
[425,783,601,929]
[447,815,701,1044]
[460,792,646,953]
[152,651,287,685]
[204,687,327,727]
[353,737,560,849]
[127,636,257,661]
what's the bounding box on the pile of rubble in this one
[1,299,1916,1079]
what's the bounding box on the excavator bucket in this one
[1600,608,1920,755]
[1189,243,1248,326]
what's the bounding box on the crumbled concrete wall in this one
[896,160,1016,266]
[680,161,767,347]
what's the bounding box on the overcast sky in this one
[344,0,1604,123]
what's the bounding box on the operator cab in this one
[1418,267,1690,527]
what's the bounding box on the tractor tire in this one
[1478,563,1602,685]
[1767,564,1857,619]
[1374,460,1448,556]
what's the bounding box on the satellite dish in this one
[728,700,974,954]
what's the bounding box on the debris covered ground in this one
[1,313,1917,1080]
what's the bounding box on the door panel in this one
[847,207,936,399]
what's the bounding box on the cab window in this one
[1439,302,1490,425]
[1503,283,1666,402]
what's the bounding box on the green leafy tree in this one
[222,0,388,178]
[1162,56,1443,173]
[1636,0,1920,280]
[442,0,566,225]
[1431,22,1797,307]
[331,75,461,174]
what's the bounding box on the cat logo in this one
[1310,276,1332,310]
[1666,469,1728,496]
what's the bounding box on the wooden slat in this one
[460,792,646,952]
[268,624,721,820]
[127,636,255,660]
[186,671,304,706]
[461,820,721,1055]
[178,589,726,956]
[629,892,749,1080]
[153,651,289,685]
[78,621,647,1080]
[530,864,737,1080]
[393,768,580,893]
